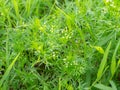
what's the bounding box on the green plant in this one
[0,0,120,90]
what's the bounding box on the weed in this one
[0,0,120,90]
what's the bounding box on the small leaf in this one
[93,46,104,54]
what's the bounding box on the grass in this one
[0,0,120,90]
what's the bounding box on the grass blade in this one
[11,0,20,18]
[0,53,20,87]
[110,39,120,79]
[25,0,33,17]
[117,59,120,69]
[94,83,113,90]
[97,41,111,80]
[92,41,111,86]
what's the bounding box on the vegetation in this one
[0,0,120,90]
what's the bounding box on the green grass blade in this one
[92,41,111,86]
[117,59,120,69]
[55,6,72,31]
[0,53,20,87]
[58,78,61,90]
[11,0,20,18]
[97,41,111,80]
[25,0,33,17]
[110,39,120,79]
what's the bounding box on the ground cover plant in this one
[0,0,120,90]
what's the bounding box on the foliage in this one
[0,0,120,90]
